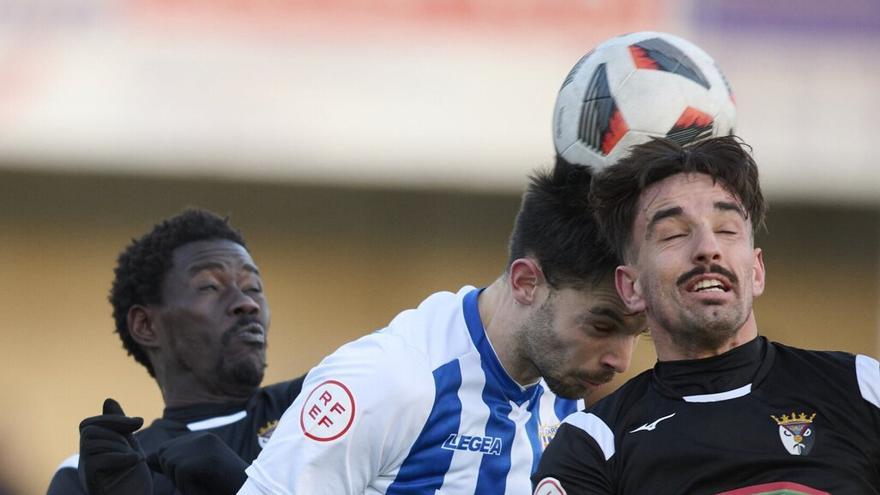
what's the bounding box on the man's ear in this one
[508,258,546,306]
[128,305,160,348]
[751,247,766,298]
[615,265,646,313]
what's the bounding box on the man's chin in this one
[223,358,266,390]
[544,378,588,400]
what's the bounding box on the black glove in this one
[78,398,152,495]
[147,432,248,495]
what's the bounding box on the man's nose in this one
[230,289,260,315]
[601,335,637,373]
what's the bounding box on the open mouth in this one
[685,276,732,294]
[692,279,725,292]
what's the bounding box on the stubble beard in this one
[650,281,752,356]
[216,321,267,393]
[519,297,608,400]
[217,352,266,390]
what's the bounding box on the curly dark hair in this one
[110,209,248,377]
[507,156,619,290]
[589,135,767,262]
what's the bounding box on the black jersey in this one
[532,337,880,494]
[46,377,304,495]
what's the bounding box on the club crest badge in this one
[771,411,816,455]
[539,422,560,449]
[257,420,279,448]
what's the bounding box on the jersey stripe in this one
[563,412,615,460]
[186,410,247,430]
[437,351,489,493]
[682,383,751,403]
[507,398,540,495]
[525,388,545,475]
[474,369,517,493]
[463,289,536,405]
[856,354,880,409]
[386,359,463,494]
[554,394,580,422]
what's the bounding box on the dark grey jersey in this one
[47,377,304,495]
[533,338,880,494]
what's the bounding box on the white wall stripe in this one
[857,354,880,409]
[683,383,752,403]
[186,410,247,431]
[562,412,615,461]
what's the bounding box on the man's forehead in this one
[637,173,741,219]
[567,279,629,316]
[570,284,645,331]
[171,239,256,272]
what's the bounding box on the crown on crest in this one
[771,412,816,426]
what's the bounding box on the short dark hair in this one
[590,135,767,262]
[507,156,619,290]
[110,209,248,377]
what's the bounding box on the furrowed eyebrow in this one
[188,261,261,276]
[715,201,746,218]
[589,306,624,325]
[646,206,683,237]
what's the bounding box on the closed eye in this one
[662,234,686,241]
[199,284,218,292]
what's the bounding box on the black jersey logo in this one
[771,412,816,455]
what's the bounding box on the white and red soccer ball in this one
[553,31,736,171]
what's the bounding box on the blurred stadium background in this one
[0,0,878,492]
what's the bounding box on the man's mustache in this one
[676,264,739,287]
[222,316,265,345]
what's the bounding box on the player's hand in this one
[147,432,248,495]
[78,398,151,495]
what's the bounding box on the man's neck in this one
[478,278,540,387]
[651,312,760,361]
[158,373,256,408]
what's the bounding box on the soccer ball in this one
[553,31,736,171]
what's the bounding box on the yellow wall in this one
[0,170,877,494]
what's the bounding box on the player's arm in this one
[855,354,880,470]
[238,335,435,495]
[532,412,615,495]
[46,458,87,495]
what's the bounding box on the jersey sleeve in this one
[239,334,436,495]
[46,456,87,495]
[855,354,880,472]
[856,354,880,411]
[532,413,615,495]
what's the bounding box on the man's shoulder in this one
[766,341,880,415]
[769,341,860,378]
[256,376,307,404]
[326,287,477,370]
[771,340,856,361]
[46,458,84,495]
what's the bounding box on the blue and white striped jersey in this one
[239,286,582,495]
